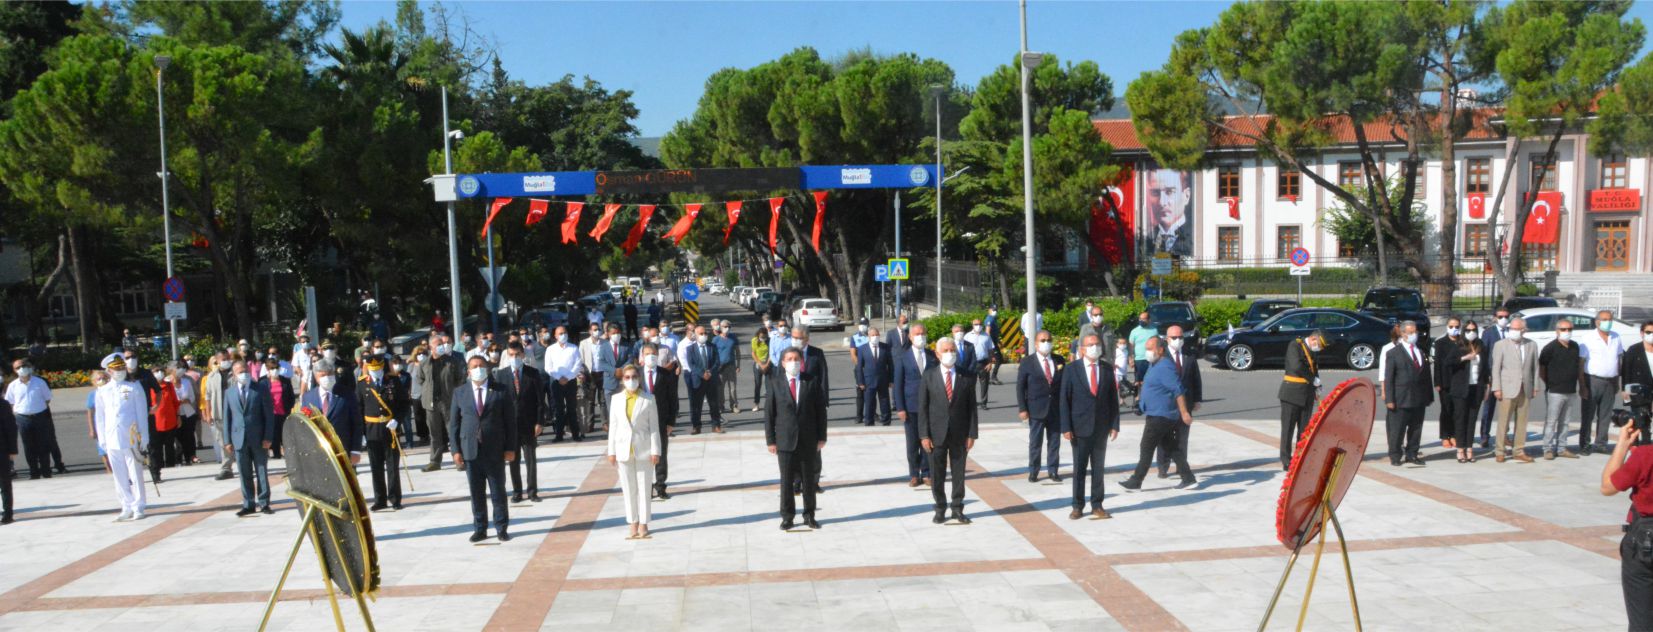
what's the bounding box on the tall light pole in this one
[155,55,177,362]
[931,84,945,315]
[441,87,464,348]
[893,191,902,317]
[1018,0,1045,343]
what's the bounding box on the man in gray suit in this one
[684,325,723,434]
[450,355,518,542]
[918,338,979,525]
[223,360,275,516]
[420,334,464,471]
[1491,317,1540,463]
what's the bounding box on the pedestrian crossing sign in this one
[888,258,909,281]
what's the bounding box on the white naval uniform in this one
[96,379,151,514]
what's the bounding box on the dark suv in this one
[1358,287,1430,341]
[1148,301,1201,350]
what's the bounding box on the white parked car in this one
[707,282,726,295]
[1511,307,1639,347]
[793,298,841,331]
[744,286,772,309]
[729,285,746,302]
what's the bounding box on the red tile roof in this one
[1095,109,1503,153]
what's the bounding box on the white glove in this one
[1312,377,1322,388]
[387,419,399,431]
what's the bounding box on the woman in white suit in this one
[606,364,661,539]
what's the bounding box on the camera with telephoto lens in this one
[1611,383,1653,445]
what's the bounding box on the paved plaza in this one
[0,400,1632,630]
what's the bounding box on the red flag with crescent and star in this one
[526,199,549,228]
[1522,191,1562,244]
[1226,196,1240,220]
[590,203,622,241]
[560,202,583,244]
[665,203,701,245]
[723,201,742,245]
[621,205,656,254]
[481,197,512,238]
[1467,192,1486,220]
[768,197,784,256]
[811,191,828,253]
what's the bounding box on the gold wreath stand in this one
[257,489,376,632]
[1258,450,1362,632]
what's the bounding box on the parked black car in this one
[1240,299,1300,328]
[1148,301,1201,349]
[1202,308,1392,371]
[1358,287,1430,341]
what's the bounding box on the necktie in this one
[801,353,808,373]
[1043,358,1052,383]
[872,345,878,360]
[790,377,798,402]
[321,391,328,412]
[1410,345,1420,368]
[1088,362,1098,396]
[475,386,484,415]
[647,370,654,393]
[513,370,520,392]
[945,370,954,400]
[1174,353,1182,372]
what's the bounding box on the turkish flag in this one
[621,205,655,254]
[723,201,742,245]
[811,191,828,253]
[590,203,622,241]
[768,197,784,256]
[1467,193,1486,220]
[560,202,583,244]
[1522,191,1562,244]
[1089,167,1135,267]
[665,203,701,246]
[525,199,549,227]
[1226,196,1240,220]
[481,197,512,239]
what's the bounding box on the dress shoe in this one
[391,503,403,510]
[497,530,511,542]
[1,513,13,525]
[1558,449,1579,459]
[932,511,946,524]
[715,426,726,434]
[27,474,39,480]
[951,511,971,525]
[469,531,487,543]
[656,489,671,501]
[780,519,795,531]
[1092,507,1112,520]
[260,506,274,515]
[922,477,932,487]
[1118,479,1142,492]
[691,428,701,435]
[1514,453,1534,463]
[814,485,825,494]
[1391,457,1404,466]
[42,471,52,479]
[1068,509,1083,520]
[1176,479,1199,490]
[1404,457,1427,467]
[54,466,68,475]
[529,493,543,502]
[235,508,256,517]
[908,477,921,488]
[1157,468,1170,479]
[216,472,236,480]
[1580,445,1595,456]
[804,516,821,529]
[421,463,441,472]
[1050,472,1062,483]
[370,502,388,512]
[551,437,565,444]
[1028,472,1039,483]
[511,493,524,504]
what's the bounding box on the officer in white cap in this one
[96,353,150,521]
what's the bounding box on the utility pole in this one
[441,87,464,348]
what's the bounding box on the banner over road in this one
[446,164,939,199]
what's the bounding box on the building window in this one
[112,282,155,316]
[1466,158,1491,194]
[1218,226,1242,261]
[1338,162,1363,190]
[1276,225,1302,261]
[1521,242,1557,272]
[1217,165,1241,200]
[1277,169,1301,200]
[1463,224,1489,258]
[1530,155,1558,191]
[48,293,77,319]
[1603,154,1629,189]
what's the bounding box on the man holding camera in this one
[1620,323,1653,448]
[1599,408,1653,630]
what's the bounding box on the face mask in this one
[623,378,640,392]
[416,354,428,363]
[318,375,336,390]
[1406,333,1418,345]
[552,333,565,345]
[469,367,488,383]
[1644,332,1653,345]
[323,350,336,360]
[783,360,801,377]
[1169,338,1184,351]
[609,334,621,342]
[373,348,385,355]
[393,364,405,372]
[911,335,926,347]
[952,332,964,342]
[989,310,997,317]
[111,370,128,382]
[1497,317,1509,327]
[508,356,523,369]
[1084,345,1102,360]
[255,352,266,360]
[1601,321,1614,332]
[939,352,957,367]
[1308,341,1323,353]
[697,335,709,344]
[1558,330,1573,342]
[1037,341,1053,355]
[1146,350,1162,363]
[642,355,658,369]
[764,320,772,328]
[153,371,165,382]
[1508,329,1524,341]
[16,367,32,379]
[236,373,251,386]
[793,339,806,349]
[1465,331,1478,342]
[971,325,982,333]
[1447,327,1461,337]
[1091,314,1102,324]
[858,325,867,333]
[1140,319,1149,326]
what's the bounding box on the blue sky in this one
[338,1,1653,137]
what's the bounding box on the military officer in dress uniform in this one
[358,355,405,510]
[1278,331,1325,470]
[95,354,150,521]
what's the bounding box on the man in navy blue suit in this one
[893,323,936,487]
[449,356,517,543]
[947,323,979,375]
[224,360,276,516]
[1059,333,1119,520]
[856,327,893,426]
[1017,329,1065,482]
[298,358,365,471]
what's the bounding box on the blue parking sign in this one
[875,264,889,283]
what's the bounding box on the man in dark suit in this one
[684,325,723,434]
[1278,332,1323,470]
[1477,308,1512,447]
[1154,325,1202,478]
[1621,322,1653,450]
[856,327,893,426]
[948,324,979,375]
[497,342,547,503]
[1383,321,1434,466]
[299,357,365,464]
[918,338,979,525]
[1,398,16,524]
[1058,332,1119,519]
[225,360,276,516]
[636,343,680,500]
[893,323,936,487]
[623,299,640,340]
[450,356,518,542]
[1017,330,1066,482]
[886,314,911,351]
[766,347,828,530]
[596,324,633,401]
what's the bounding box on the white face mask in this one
[1447,327,1461,337]
[236,373,251,386]
[1406,333,1418,345]
[952,332,964,342]
[1558,330,1573,342]
[1084,345,1102,360]
[111,370,127,382]
[1497,317,1509,328]
[971,325,982,334]
[623,378,640,392]
[697,334,709,344]
[1146,350,1162,363]
[488,352,501,363]
[939,352,957,367]
[469,367,488,383]
[16,367,32,379]
[393,364,404,372]
[323,350,336,360]
[783,360,801,377]
[1168,338,1184,351]
[1644,332,1653,345]
[507,356,523,369]
[416,354,428,363]
[1037,341,1053,355]
[1508,329,1524,341]
[642,355,658,369]
[317,375,336,390]
[609,333,622,342]
[436,344,451,356]
[857,325,867,333]
[1090,314,1102,324]
[1465,331,1478,342]
[557,334,568,344]
[1308,341,1323,353]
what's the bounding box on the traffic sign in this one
[1290,267,1312,276]
[478,266,508,289]
[1289,247,1312,276]
[162,277,185,303]
[681,284,700,301]
[887,258,910,280]
[683,300,700,324]
[1151,256,1173,276]
[874,264,889,283]
[163,301,187,321]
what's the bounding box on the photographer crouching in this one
[1600,382,1653,629]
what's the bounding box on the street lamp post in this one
[1018,0,1045,346]
[155,55,177,362]
[441,87,464,348]
[931,84,945,315]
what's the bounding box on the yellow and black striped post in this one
[683,300,699,325]
[999,324,1025,355]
